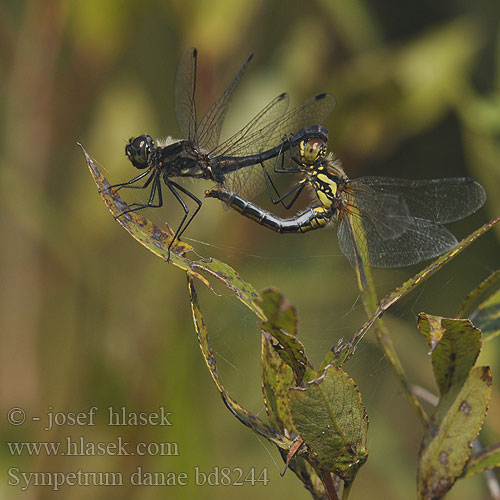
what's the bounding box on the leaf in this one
[261,333,296,435]
[417,314,481,396]
[319,338,351,372]
[192,258,264,319]
[81,143,263,317]
[257,287,298,336]
[187,276,291,450]
[258,292,330,499]
[457,270,500,318]
[417,366,492,499]
[261,337,329,499]
[462,442,500,478]
[289,365,368,482]
[470,286,500,342]
[256,289,311,385]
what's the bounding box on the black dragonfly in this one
[111,48,334,254]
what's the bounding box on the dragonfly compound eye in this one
[125,134,154,169]
[300,138,327,165]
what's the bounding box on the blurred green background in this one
[1,0,499,498]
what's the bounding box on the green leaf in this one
[289,365,368,482]
[187,276,290,450]
[258,291,331,498]
[192,258,264,319]
[417,314,481,396]
[256,287,298,335]
[319,339,353,372]
[81,143,263,317]
[260,326,329,498]
[470,286,500,342]
[261,333,296,435]
[256,289,311,385]
[462,442,500,478]
[417,366,492,499]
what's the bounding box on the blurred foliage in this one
[1,0,499,499]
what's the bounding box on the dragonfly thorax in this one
[156,140,209,179]
[125,135,154,169]
[310,172,337,209]
[307,157,346,210]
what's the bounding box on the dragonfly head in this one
[299,137,327,166]
[125,135,154,169]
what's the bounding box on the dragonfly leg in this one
[272,143,302,174]
[116,174,163,217]
[261,173,307,209]
[260,145,303,208]
[257,144,286,204]
[165,181,202,260]
[274,181,307,209]
[107,168,154,191]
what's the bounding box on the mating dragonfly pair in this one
[111,48,486,273]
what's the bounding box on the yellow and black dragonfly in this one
[206,136,486,280]
[110,48,334,251]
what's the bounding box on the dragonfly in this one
[111,48,335,254]
[206,135,486,283]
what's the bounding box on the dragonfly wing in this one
[197,54,254,152]
[175,48,198,144]
[216,93,335,157]
[210,93,290,157]
[337,206,458,268]
[353,177,486,224]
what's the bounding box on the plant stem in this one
[321,472,339,500]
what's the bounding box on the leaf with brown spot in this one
[257,289,311,385]
[417,314,481,396]
[289,364,368,482]
[417,366,492,499]
[261,332,296,435]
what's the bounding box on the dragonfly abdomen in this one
[205,188,332,233]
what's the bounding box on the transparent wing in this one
[174,48,198,144]
[352,176,486,223]
[337,210,458,268]
[220,93,336,201]
[213,93,335,157]
[209,93,289,203]
[335,176,485,268]
[197,54,254,152]
[209,92,290,157]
